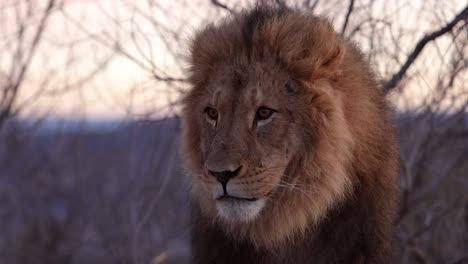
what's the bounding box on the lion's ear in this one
[188,25,239,86]
[282,18,346,81]
[320,40,346,77]
[309,20,346,80]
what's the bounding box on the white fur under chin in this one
[216,198,266,222]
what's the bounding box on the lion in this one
[181,5,398,264]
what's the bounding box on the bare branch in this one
[60,10,186,83]
[275,0,287,9]
[0,0,56,127]
[384,5,468,92]
[211,0,234,13]
[341,0,355,35]
[303,0,320,10]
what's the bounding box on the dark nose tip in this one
[208,166,242,185]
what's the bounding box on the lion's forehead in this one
[210,85,258,119]
[209,61,286,106]
[210,76,282,114]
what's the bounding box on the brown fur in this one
[182,5,398,264]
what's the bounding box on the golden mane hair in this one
[182,5,398,264]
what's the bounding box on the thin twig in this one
[211,0,234,13]
[384,5,468,93]
[341,0,355,35]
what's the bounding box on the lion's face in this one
[183,8,360,246]
[186,62,302,222]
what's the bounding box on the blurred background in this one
[0,0,466,263]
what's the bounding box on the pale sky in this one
[1,0,465,120]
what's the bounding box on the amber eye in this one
[205,107,218,121]
[256,107,274,120]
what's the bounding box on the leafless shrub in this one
[0,0,466,263]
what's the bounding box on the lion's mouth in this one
[214,195,266,221]
[216,194,258,202]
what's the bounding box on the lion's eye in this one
[204,107,218,121]
[256,107,274,120]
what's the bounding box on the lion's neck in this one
[190,182,393,264]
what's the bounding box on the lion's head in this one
[182,7,364,248]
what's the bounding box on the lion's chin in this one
[216,197,266,222]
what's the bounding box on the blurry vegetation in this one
[0,0,467,263]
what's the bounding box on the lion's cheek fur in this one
[224,84,355,249]
[188,83,356,249]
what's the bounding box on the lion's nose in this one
[208,166,242,185]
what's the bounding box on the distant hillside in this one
[0,113,466,263]
[0,118,189,264]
